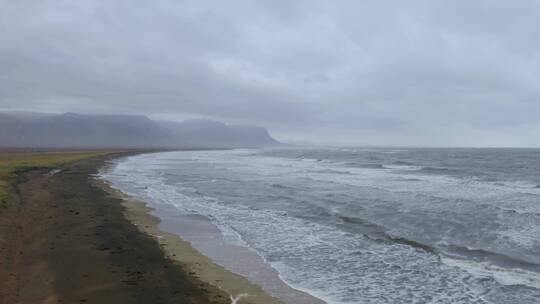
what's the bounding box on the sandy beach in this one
[0,153,248,304]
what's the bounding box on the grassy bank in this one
[0,151,110,204]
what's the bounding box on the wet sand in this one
[106,190,285,304]
[105,188,326,304]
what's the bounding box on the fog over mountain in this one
[1,1,540,146]
[0,112,279,148]
[158,119,279,148]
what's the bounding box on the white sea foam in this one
[381,164,424,170]
[442,256,540,289]
[100,150,540,304]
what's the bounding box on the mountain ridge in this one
[0,112,280,148]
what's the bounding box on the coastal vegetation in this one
[0,151,109,204]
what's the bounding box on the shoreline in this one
[0,150,326,304]
[97,153,327,304]
[96,178,285,304]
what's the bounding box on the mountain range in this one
[0,112,280,148]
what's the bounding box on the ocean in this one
[100,147,540,304]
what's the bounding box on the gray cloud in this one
[1,0,540,146]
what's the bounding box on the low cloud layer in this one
[1,0,540,146]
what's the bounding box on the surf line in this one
[230,293,248,304]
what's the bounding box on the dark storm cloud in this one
[1,0,540,146]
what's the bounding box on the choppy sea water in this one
[100,147,540,304]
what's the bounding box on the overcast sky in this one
[1,0,540,147]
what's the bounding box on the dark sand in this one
[0,154,230,304]
[108,190,286,304]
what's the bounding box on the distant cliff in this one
[158,119,280,148]
[0,112,280,148]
